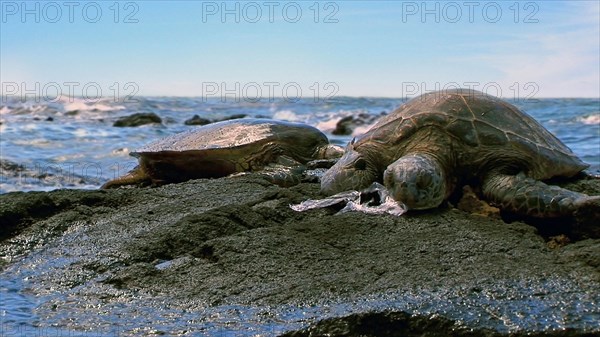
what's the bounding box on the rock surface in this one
[184,113,248,126]
[113,112,162,127]
[184,114,212,125]
[0,175,599,336]
[332,112,382,136]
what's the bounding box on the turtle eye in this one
[354,158,367,170]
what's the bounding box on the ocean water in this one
[0,95,598,193]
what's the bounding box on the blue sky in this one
[1,1,599,98]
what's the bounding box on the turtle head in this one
[383,154,446,210]
[320,139,378,195]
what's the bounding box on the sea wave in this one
[577,114,600,125]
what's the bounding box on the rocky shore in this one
[0,174,599,336]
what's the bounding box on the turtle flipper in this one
[315,144,345,159]
[101,166,152,189]
[258,165,305,187]
[257,156,306,187]
[482,173,598,218]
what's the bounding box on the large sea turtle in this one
[103,119,342,188]
[321,89,599,218]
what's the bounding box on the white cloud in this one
[480,2,599,97]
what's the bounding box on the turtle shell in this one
[355,89,588,179]
[132,118,329,182]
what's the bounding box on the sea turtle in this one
[321,89,600,218]
[102,119,343,188]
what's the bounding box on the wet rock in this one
[218,113,247,121]
[184,114,211,126]
[332,113,380,135]
[281,310,500,337]
[0,175,598,334]
[184,114,247,126]
[113,113,162,127]
[0,192,57,240]
[0,189,122,242]
[282,310,596,337]
[32,115,54,122]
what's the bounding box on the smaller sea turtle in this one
[103,119,343,188]
[321,89,600,219]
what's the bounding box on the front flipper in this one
[257,156,306,187]
[257,164,305,187]
[482,173,600,218]
[101,166,152,189]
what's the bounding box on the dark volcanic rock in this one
[32,116,54,122]
[332,112,382,135]
[281,311,500,337]
[282,310,596,337]
[0,175,598,335]
[184,114,247,126]
[184,114,211,125]
[113,112,162,127]
[0,189,125,245]
[218,113,247,121]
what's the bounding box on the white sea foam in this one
[273,109,301,122]
[0,106,11,115]
[21,123,38,131]
[73,128,89,137]
[315,117,342,133]
[112,148,130,155]
[73,128,111,138]
[59,96,124,114]
[577,114,600,125]
[0,105,52,115]
[313,109,362,133]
